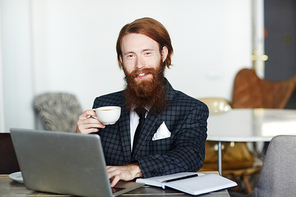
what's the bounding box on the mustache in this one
[128,68,157,80]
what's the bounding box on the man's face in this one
[120,33,168,84]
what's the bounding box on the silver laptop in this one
[10,128,144,197]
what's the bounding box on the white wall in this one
[1,0,34,131]
[2,0,253,130]
[0,0,4,131]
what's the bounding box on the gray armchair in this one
[230,135,296,197]
[33,93,83,133]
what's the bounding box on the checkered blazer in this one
[93,79,208,178]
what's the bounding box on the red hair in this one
[116,17,173,69]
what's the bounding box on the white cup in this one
[93,106,121,125]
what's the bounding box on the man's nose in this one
[135,57,145,69]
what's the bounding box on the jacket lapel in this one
[131,112,162,159]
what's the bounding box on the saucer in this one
[9,171,24,183]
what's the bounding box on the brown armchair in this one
[231,68,296,109]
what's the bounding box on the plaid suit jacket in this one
[93,79,208,178]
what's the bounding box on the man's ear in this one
[161,46,168,62]
[119,55,123,64]
[119,55,124,68]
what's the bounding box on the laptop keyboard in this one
[112,187,125,193]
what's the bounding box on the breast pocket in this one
[149,137,173,155]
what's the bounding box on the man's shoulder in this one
[171,90,208,109]
[166,80,207,109]
[92,91,124,108]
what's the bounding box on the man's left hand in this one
[107,163,142,187]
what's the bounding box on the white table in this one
[207,108,296,175]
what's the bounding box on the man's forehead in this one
[121,33,159,52]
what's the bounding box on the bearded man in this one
[76,17,208,187]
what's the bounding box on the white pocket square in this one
[152,122,171,141]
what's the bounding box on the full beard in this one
[123,64,167,114]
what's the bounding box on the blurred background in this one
[0,0,295,131]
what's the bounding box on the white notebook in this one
[136,172,237,196]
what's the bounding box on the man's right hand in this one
[76,109,105,134]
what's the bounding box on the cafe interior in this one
[1,0,296,196]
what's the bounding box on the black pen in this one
[161,174,198,189]
[162,174,198,183]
